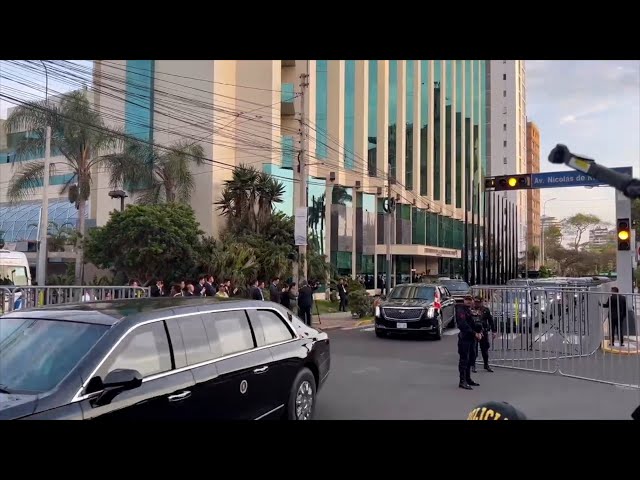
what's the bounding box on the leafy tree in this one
[632,198,640,237]
[562,213,603,251]
[216,164,285,235]
[527,245,540,266]
[84,203,203,283]
[198,236,258,294]
[5,91,123,284]
[103,139,205,204]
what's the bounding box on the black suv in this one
[0,298,330,420]
[374,283,456,339]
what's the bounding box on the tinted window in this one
[0,318,108,394]
[177,316,215,365]
[441,281,470,291]
[203,311,254,356]
[252,310,294,346]
[99,322,171,379]
[389,286,435,301]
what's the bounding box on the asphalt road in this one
[314,325,640,420]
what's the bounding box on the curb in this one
[355,318,374,327]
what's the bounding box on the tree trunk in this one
[75,199,86,285]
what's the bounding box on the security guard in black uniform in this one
[471,296,496,373]
[456,295,483,390]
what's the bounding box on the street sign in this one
[531,167,633,189]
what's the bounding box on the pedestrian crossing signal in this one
[617,218,631,251]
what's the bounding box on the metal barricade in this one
[1,285,151,314]
[471,284,640,389]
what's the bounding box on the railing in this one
[471,284,640,389]
[1,285,151,314]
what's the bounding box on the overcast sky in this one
[1,60,638,226]
[526,60,639,225]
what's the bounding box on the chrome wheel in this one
[295,380,314,420]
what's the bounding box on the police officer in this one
[456,295,483,390]
[471,296,496,373]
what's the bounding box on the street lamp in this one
[108,190,128,212]
[541,197,557,266]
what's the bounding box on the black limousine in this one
[0,298,330,420]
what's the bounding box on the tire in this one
[375,328,386,338]
[433,317,443,340]
[285,367,317,421]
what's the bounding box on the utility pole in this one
[385,162,395,295]
[36,60,51,287]
[298,63,310,283]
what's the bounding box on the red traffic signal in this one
[617,218,631,251]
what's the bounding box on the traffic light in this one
[616,218,631,251]
[493,174,531,191]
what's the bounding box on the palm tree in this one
[216,164,285,234]
[5,91,122,284]
[104,139,205,204]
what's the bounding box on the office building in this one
[488,60,527,261]
[589,227,615,247]
[526,120,541,268]
[1,61,492,285]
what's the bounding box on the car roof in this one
[0,297,275,326]
[395,283,439,287]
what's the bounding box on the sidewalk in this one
[311,312,373,330]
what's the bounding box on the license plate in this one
[396,322,408,329]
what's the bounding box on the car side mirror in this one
[90,368,143,407]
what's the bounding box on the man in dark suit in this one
[602,286,627,346]
[337,278,348,312]
[250,279,265,301]
[297,280,317,326]
[269,277,281,304]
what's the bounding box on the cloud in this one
[558,100,617,125]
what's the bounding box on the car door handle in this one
[167,390,191,402]
[253,366,269,374]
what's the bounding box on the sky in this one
[525,60,639,225]
[1,60,638,226]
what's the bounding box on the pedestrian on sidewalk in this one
[337,278,348,312]
[602,286,627,347]
[298,280,316,326]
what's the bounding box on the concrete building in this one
[488,60,527,261]
[526,120,541,267]
[589,227,615,247]
[1,60,491,284]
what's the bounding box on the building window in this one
[344,60,356,171]
[125,60,155,143]
[315,60,328,159]
[503,140,507,147]
[503,157,507,165]
[368,61,378,177]
[388,60,398,180]
[503,73,506,80]
[503,123,507,131]
[503,90,506,97]
[405,60,414,190]
[420,60,430,196]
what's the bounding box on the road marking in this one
[362,327,374,332]
[444,328,459,336]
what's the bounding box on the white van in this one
[0,249,32,286]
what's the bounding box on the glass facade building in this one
[297,60,488,285]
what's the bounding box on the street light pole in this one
[36,60,51,287]
[541,197,557,267]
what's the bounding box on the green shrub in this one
[349,289,374,318]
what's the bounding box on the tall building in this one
[1,61,496,285]
[526,120,541,268]
[588,227,615,247]
[488,60,527,261]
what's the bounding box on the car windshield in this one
[389,286,435,301]
[442,281,469,291]
[0,317,109,394]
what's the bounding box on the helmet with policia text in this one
[467,401,527,420]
